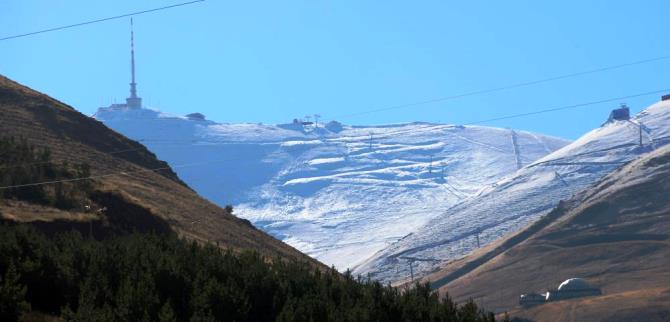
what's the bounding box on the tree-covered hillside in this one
[0,136,92,210]
[0,224,502,322]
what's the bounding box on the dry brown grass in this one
[0,74,323,267]
[0,200,97,223]
[424,146,670,321]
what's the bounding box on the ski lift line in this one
[332,54,670,119]
[0,0,206,42]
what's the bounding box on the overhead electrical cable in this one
[2,87,668,190]
[329,88,670,142]
[0,0,205,42]
[0,155,245,190]
[333,55,670,119]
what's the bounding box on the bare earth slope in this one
[0,75,319,265]
[432,144,670,321]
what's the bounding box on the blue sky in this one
[2,0,670,139]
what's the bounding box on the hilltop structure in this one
[607,104,630,123]
[186,113,206,121]
[99,18,142,111]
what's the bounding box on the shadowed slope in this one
[0,75,321,266]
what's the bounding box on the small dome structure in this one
[557,278,592,291]
[186,113,206,121]
[325,121,343,133]
[545,278,601,302]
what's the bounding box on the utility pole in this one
[369,132,374,150]
[476,232,480,248]
[314,114,321,128]
[639,121,644,147]
[554,171,569,187]
[428,155,433,174]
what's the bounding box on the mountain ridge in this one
[95,106,569,270]
[0,74,320,266]
[435,143,670,321]
[359,98,670,282]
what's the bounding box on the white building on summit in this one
[99,18,142,111]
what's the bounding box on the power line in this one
[316,88,669,164]
[465,88,670,125]
[1,0,663,127]
[2,88,668,189]
[0,146,148,171]
[0,154,245,190]
[0,0,205,42]
[330,88,670,142]
[333,55,670,119]
[0,140,207,171]
[93,51,670,125]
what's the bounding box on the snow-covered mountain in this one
[357,98,670,282]
[94,107,567,269]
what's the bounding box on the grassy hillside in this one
[0,82,506,320]
[0,74,318,266]
[427,145,670,321]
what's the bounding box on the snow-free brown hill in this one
[0,75,320,266]
[428,144,670,321]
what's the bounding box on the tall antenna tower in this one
[126,18,142,109]
[130,18,137,99]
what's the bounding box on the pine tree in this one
[0,262,30,322]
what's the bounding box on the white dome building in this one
[546,278,601,301]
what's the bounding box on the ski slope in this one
[94,107,567,270]
[356,98,670,282]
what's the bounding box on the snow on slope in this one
[357,98,670,282]
[94,107,567,269]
